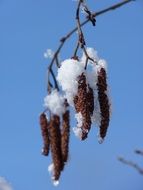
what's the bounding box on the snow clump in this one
[44,90,65,115]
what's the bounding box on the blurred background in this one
[0,0,143,189]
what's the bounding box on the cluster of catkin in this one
[39,101,70,183]
[39,53,111,184]
[74,66,110,141]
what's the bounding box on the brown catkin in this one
[87,85,94,117]
[48,115,63,181]
[61,108,70,163]
[39,113,50,156]
[97,68,110,139]
[74,73,92,140]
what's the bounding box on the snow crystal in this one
[44,90,65,115]
[44,49,54,59]
[57,59,84,105]
[81,47,99,65]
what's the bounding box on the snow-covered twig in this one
[47,0,134,92]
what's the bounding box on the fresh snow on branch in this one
[44,90,65,115]
[57,58,84,105]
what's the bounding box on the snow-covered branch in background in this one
[39,0,135,186]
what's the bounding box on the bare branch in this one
[118,157,143,175]
[47,0,135,92]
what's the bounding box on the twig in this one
[47,0,135,92]
[118,157,143,175]
[135,149,143,156]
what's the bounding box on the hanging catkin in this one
[87,85,94,117]
[39,113,50,156]
[97,67,110,140]
[74,73,92,140]
[48,115,63,181]
[61,102,70,163]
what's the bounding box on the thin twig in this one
[118,157,143,175]
[47,0,135,92]
[47,67,59,92]
[73,41,80,58]
[76,0,97,69]
[76,0,85,48]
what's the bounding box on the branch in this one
[135,149,143,156]
[47,0,135,92]
[118,157,143,175]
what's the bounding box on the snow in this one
[48,163,60,186]
[44,49,54,59]
[44,90,65,115]
[48,163,54,174]
[97,59,107,72]
[91,90,101,126]
[97,134,104,144]
[86,66,98,90]
[75,112,83,128]
[81,47,99,65]
[73,112,83,139]
[73,127,83,140]
[43,47,110,144]
[57,58,84,105]
[53,180,59,186]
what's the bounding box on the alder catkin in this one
[39,113,50,156]
[74,73,92,140]
[61,107,70,163]
[48,115,63,181]
[97,68,110,140]
[87,85,94,117]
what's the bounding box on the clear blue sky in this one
[0,0,143,190]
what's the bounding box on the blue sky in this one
[0,0,143,190]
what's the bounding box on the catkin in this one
[87,85,94,117]
[74,73,92,140]
[48,115,63,181]
[61,107,70,163]
[97,68,110,140]
[39,113,50,156]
